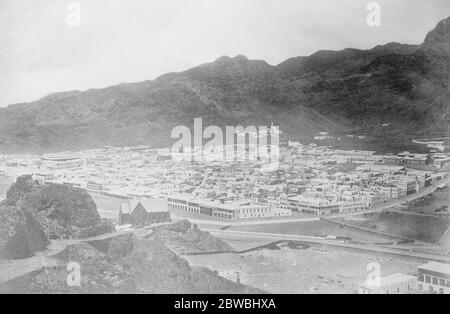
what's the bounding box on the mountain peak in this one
[202,55,272,74]
[423,16,450,47]
[234,55,249,62]
[0,19,448,153]
[213,55,249,64]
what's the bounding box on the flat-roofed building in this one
[222,203,273,219]
[417,262,450,294]
[167,194,289,219]
[41,154,84,171]
[86,180,103,196]
[383,152,427,166]
[379,185,401,199]
[339,197,367,213]
[32,172,55,184]
[288,195,340,216]
[359,273,416,294]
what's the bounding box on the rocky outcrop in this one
[0,242,136,294]
[423,17,450,49]
[151,220,235,253]
[7,176,101,231]
[73,220,116,239]
[0,232,262,294]
[4,175,115,240]
[105,233,260,294]
[0,204,47,259]
[123,236,259,294]
[0,179,261,293]
[0,176,116,260]
[86,233,135,260]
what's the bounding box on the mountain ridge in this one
[0,17,449,153]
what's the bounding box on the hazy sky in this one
[1,0,449,107]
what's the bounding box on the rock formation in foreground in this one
[0,231,262,294]
[0,204,47,259]
[0,176,115,259]
[149,220,235,254]
[0,178,261,293]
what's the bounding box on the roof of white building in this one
[360,273,416,290]
[418,262,450,275]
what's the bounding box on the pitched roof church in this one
[119,198,171,226]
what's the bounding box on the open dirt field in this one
[340,212,450,243]
[229,220,393,244]
[185,242,422,294]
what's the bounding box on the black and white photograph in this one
[0,0,449,300]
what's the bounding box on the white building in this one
[339,197,367,213]
[40,154,85,171]
[32,172,55,184]
[359,273,417,294]
[288,194,340,216]
[417,262,450,294]
[167,194,290,220]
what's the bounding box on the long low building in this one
[40,154,85,170]
[359,273,417,294]
[288,194,340,216]
[359,261,450,294]
[383,152,428,166]
[167,194,291,219]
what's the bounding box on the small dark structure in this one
[118,198,171,226]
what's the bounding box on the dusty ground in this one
[338,187,450,243]
[406,186,450,215]
[340,212,449,243]
[229,220,393,244]
[185,240,422,294]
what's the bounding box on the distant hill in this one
[0,17,449,153]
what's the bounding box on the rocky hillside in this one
[149,220,235,254]
[0,229,262,294]
[276,18,450,138]
[0,204,47,259]
[0,18,449,153]
[0,176,115,259]
[0,178,262,293]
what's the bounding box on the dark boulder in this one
[4,176,115,240]
[0,222,263,294]
[0,205,47,259]
[73,219,116,239]
[86,233,136,259]
[1,243,136,293]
